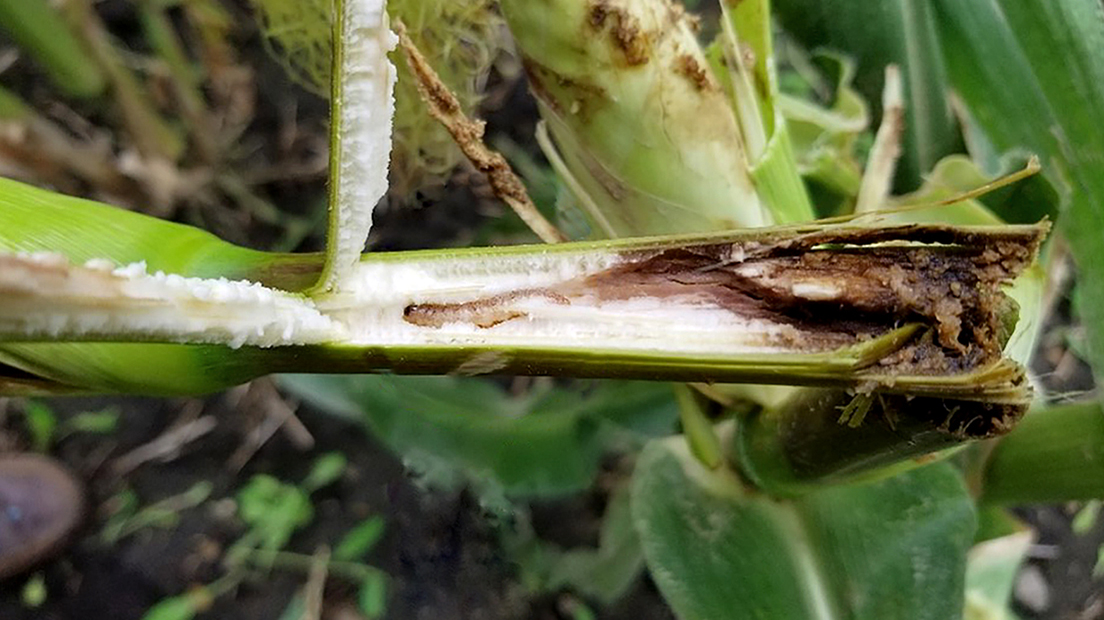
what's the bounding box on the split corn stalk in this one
[0,0,1045,462]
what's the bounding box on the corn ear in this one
[500,0,769,235]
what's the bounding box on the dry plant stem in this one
[303,546,330,620]
[394,21,567,244]
[181,0,238,90]
[112,404,215,475]
[855,66,904,213]
[63,0,182,161]
[139,2,218,163]
[0,114,137,197]
[228,379,314,472]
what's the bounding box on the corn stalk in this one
[0,0,1050,485]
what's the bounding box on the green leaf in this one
[0,342,279,396]
[279,375,677,497]
[301,452,347,493]
[0,177,318,288]
[964,529,1033,620]
[99,488,140,544]
[631,433,975,620]
[774,0,960,189]
[21,400,57,452]
[236,474,314,550]
[275,594,308,620]
[931,0,1104,391]
[358,571,387,619]
[59,408,120,436]
[141,593,205,620]
[1073,501,1101,535]
[777,52,868,214]
[333,516,386,561]
[0,0,106,98]
[99,482,213,545]
[981,402,1104,504]
[20,572,47,608]
[543,486,645,604]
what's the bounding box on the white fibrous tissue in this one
[321,250,797,356]
[0,253,342,348]
[326,0,398,291]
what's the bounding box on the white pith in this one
[0,253,339,348]
[323,0,397,291]
[1,249,815,356]
[320,251,807,355]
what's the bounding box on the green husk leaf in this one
[631,432,975,620]
[750,122,816,224]
[0,86,31,120]
[714,0,815,224]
